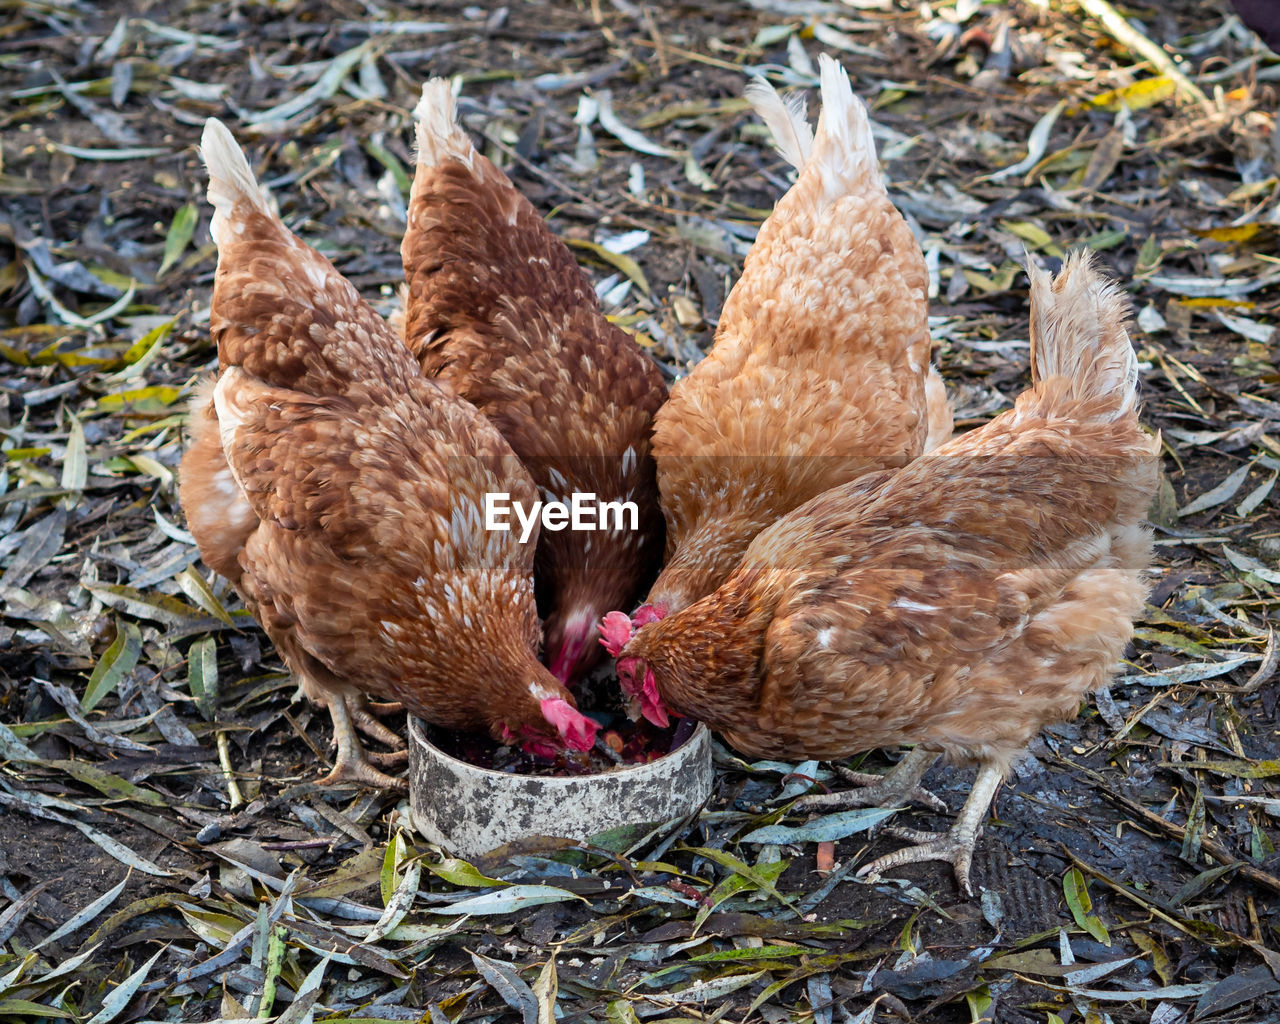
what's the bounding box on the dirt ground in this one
[1,0,1278,1021]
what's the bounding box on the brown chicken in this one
[179,119,596,787]
[630,56,950,634]
[611,253,1160,893]
[399,79,668,685]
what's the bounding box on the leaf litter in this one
[0,0,1278,1021]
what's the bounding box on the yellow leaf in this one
[1173,297,1256,309]
[1192,223,1270,244]
[95,385,183,411]
[1000,220,1064,256]
[1075,76,1176,114]
[565,239,650,296]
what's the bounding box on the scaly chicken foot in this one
[790,746,944,814]
[318,696,408,790]
[854,761,1004,897]
[344,695,407,756]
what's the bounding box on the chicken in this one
[611,253,1160,893]
[399,79,668,685]
[631,56,950,629]
[178,119,597,788]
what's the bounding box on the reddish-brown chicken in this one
[612,253,1160,893]
[399,79,668,685]
[179,119,596,788]
[630,56,950,635]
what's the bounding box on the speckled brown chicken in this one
[178,119,596,788]
[614,253,1160,893]
[399,79,668,686]
[633,57,951,627]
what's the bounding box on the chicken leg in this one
[317,696,407,790]
[855,760,1004,896]
[790,746,945,814]
[344,694,408,757]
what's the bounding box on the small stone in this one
[196,822,222,843]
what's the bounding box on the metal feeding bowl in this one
[406,717,712,858]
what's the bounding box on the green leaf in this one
[684,847,798,912]
[186,636,218,720]
[741,806,899,844]
[82,619,142,712]
[1063,866,1090,920]
[605,1000,640,1024]
[691,944,809,962]
[0,999,76,1018]
[964,985,992,1023]
[86,582,215,629]
[380,832,408,906]
[1063,867,1109,944]
[158,202,198,277]
[424,857,506,888]
[258,925,287,1018]
[113,317,176,379]
[176,567,234,625]
[50,760,166,805]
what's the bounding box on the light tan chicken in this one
[399,79,667,686]
[628,56,950,633]
[610,253,1160,893]
[179,120,597,788]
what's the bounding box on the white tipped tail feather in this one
[744,76,812,171]
[200,119,272,247]
[744,55,878,200]
[809,54,879,202]
[413,78,474,169]
[1027,251,1139,422]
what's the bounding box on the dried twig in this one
[1099,789,1280,896]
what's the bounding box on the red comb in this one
[598,611,634,657]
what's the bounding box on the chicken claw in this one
[318,696,408,790]
[344,694,407,753]
[855,761,1004,896]
[790,747,943,814]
